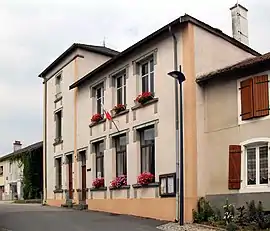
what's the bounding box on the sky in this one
[0,0,269,154]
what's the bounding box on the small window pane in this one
[141,146,150,172]
[144,128,155,141]
[142,63,148,76]
[117,88,122,105]
[247,148,256,185]
[117,76,122,88]
[124,86,126,105]
[119,136,126,147]
[142,76,148,92]
[97,88,101,98]
[150,59,154,72]
[259,146,268,184]
[150,72,154,93]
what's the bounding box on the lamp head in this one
[167,71,186,83]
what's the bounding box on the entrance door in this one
[81,151,87,202]
[67,155,73,199]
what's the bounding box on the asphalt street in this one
[0,202,166,231]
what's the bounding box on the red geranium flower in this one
[92,178,104,188]
[91,113,103,123]
[137,172,154,185]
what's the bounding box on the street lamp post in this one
[168,67,186,226]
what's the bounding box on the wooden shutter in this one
[240,78,254,120]
[253,75,269,117]
[228,145,241,190]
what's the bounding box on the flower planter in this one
[137,172,155,186]
[135,92,154,105]
[112,104,126,115]
[92,178,105,189]
[91,113,103,123]
[110,175,127,189]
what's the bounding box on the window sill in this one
[109,185,130,191]
[76,188,89,192]
[53,138,63,146]
[132,182,159,189]
[89,118,106,128]
[239,185,270,193]
[90,187,107,192]
[160,193,176,198]
[54,95,62,103]
[112,109,129,118]
[131,98,158,111]
[53,189,63,193]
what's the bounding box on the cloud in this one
[0,0,269,154]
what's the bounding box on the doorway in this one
[80,151,87,202]
[67,155,73,199]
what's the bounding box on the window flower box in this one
[135,92,154,105]
[112,104,126,115]
[92,177,104,189]
[110,175,127,189]
[91,113,103,123]
[137,172,155,186]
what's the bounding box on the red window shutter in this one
[253,75,269,117]
[228,145,241,190]
[240,78,254,120]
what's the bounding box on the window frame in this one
[139,126,155,175]
[240,138,270,193]
[95,84,104,115]
[55,73,62,96]
[55,110,62,141]
[0,166,3,176]
[115,73,127,106]
[55,157,62,189]
[95,141,105,178]
[140,58,154,94]
[115,134,127,177]
[238,73,270,125]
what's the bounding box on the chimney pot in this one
[230,3,249,46]
[13,140,22,152]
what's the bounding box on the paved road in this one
[0,203,166,231]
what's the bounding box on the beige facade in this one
[41,16,260,222]
[197,64,270,209]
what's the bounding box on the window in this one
[96,86,104,115]
[55,74,61,95]
[240,75,269,121]
[115,135,127,176]
[141,58,154,93]
[95,141,104,178]
[55,157,62,189]
[0,166,3,176]
[9,162,12,173]
[246,144,269,186]
[55,110,62,140]
[140,126,155,175]
[116,74,126,105]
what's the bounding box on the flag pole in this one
[101,102,120,132]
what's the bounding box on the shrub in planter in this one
[92,178,104,188]
[137,172,154,185]
[135,92,154,105]
[110,175,127,189]
[112,104,126,114]
[91,113,103,123]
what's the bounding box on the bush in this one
[192,197,215,223]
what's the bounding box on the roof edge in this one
[38,43,119,78]
[69,14,260,90]
[0,141,43,162]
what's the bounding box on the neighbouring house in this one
[196,52,270,210]
[39,4,261,222]
[0,141,43,200]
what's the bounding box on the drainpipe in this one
[41,76,48,204]
[169,26,180,222]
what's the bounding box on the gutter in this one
[40,75,47,204]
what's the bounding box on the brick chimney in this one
[13,141,22,152]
